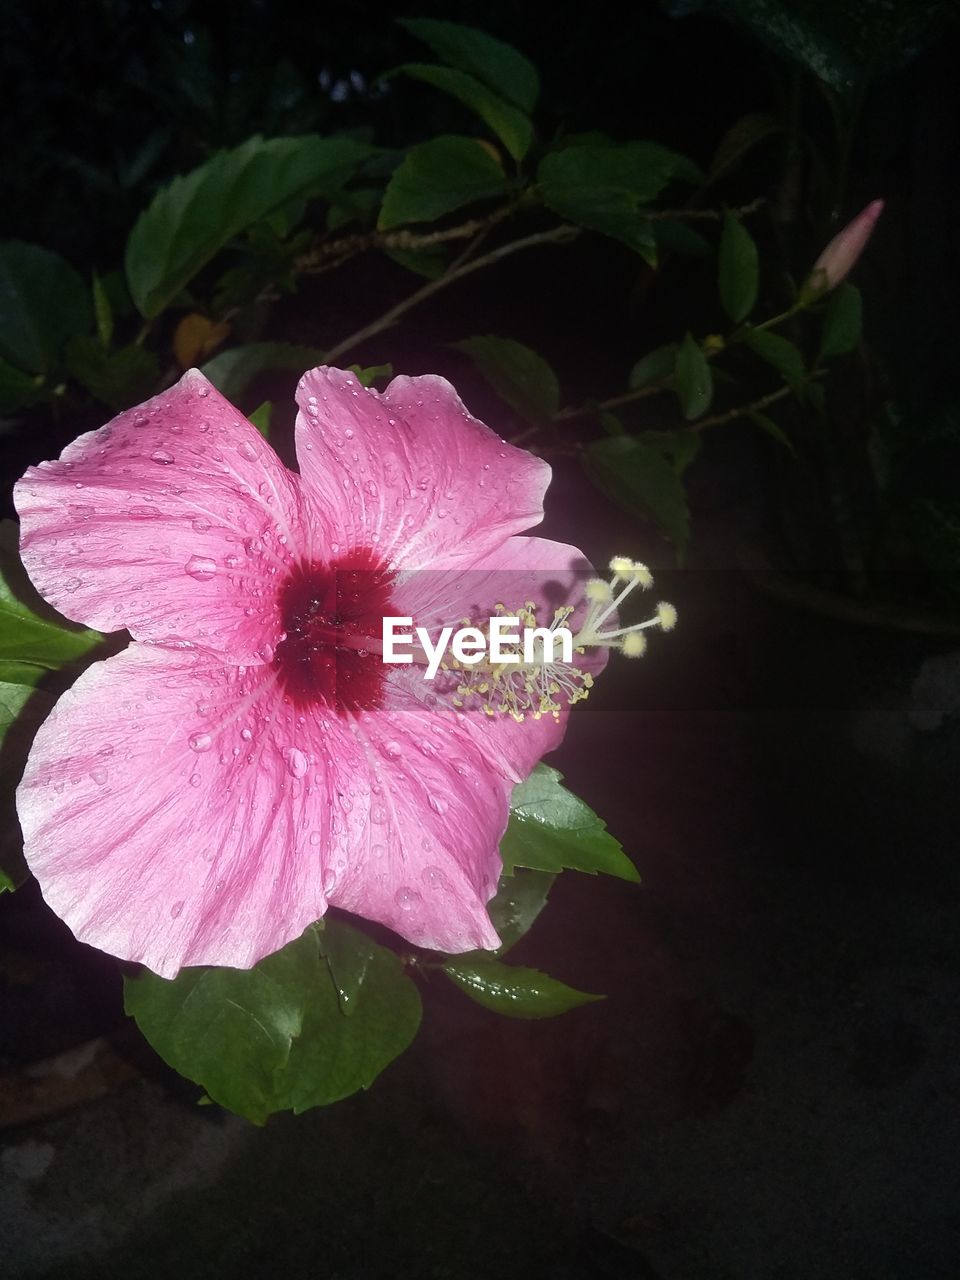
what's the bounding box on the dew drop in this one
[310,831,322,846]
[238,440,258,462]
[395,887,422,912]
[151,449,175,465]
[90,767,108,785]
[322,870,336,894]
[224,554,241,569]
[192,517,211,533]
[189,733,213,753]
[189,773,202,787]
[371,805,386,823]
[429,794,448,815]
[382,740,402,759]
[170,900,184,918]
[185,555,217,581]
[283,746,308,778]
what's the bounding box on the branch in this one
[648,196,767,222]
[294,205,518,278]
[321,224,580,365]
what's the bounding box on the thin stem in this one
[689,381,806,432]
[321,225,580,365]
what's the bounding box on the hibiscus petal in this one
[326,694,505,953]
[20,645,506,976]
[294,366,550,570]
[14,370,304,663]
[18,646,337,977]
[392,535,610,781]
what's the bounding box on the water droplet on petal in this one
[90,767,108,785]
[185,555,217,581]
[189,773,202,787]
[240,727,253,741]
[151,449,175,465]
[395,887,422,912]
[283,747,308,778]
[310,831,322,846]
[238,440,258,462]
[429,794,448,815]
[322,870,336,894]
[170,900,184,918]
[189,733,213,753]
[192,517,211,533]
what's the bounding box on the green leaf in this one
[378,135,508,230]
[707,113,781,183]
[501,764,639,882]
[674,332,713,420]
[742,327,806,392]
[0,679,38,749]
[586,434,691,556]
[487,868,556,952]
[398,18,540,113]
[749,411,795,453]
[442,955,602,1019]
[384,246,449,279]
[91,272,114,349]
[538,143,699,260]
[66,336,160,412]
[125,135,375,317]
[200,341,322,403]
[819,282,862,359]
[0,521,105,669]
[0,357,46,414]
[0,242,92,375]
[124,921,421,1125]
[394,64,532,161]
[248,401,272,437]
[629,342,678,390]
[718,210,759,323]
[348,362,394,388]
[637,428,702,475]
[454,335,559,425]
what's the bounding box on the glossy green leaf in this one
[124,921,421,1124]
[125,135,375,317]
[398,18,540,113]
[487,868,556,952]
[749,411,795,452]
[674,332,713,420]
[66,336,160,412]
[378,135,508,230]
[200,341,322,403]
[0,242,91,375]
[0,521,106,669]
[742,327,806,392]
[248,401,272,437]
[819,282,862,359]
[502,764,638,882]
[718,211,759,322]
[454,334,559,425]
[538,143,698,260]
[348,362,394,388]
[442,955,602,1019]
[395,64,532,161]
[587,434,691,556]
[384,246,449,279]
[629,342,678,390]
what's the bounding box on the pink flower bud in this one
[809,199,884,292]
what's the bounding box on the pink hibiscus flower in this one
[13,366,607,977]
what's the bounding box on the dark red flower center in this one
[273,548,395,714]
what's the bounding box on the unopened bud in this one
[805,199,884,297]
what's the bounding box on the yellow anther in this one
[656,601,677,631]
[622,632,647,657]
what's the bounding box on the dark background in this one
[2,2,960,1277]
